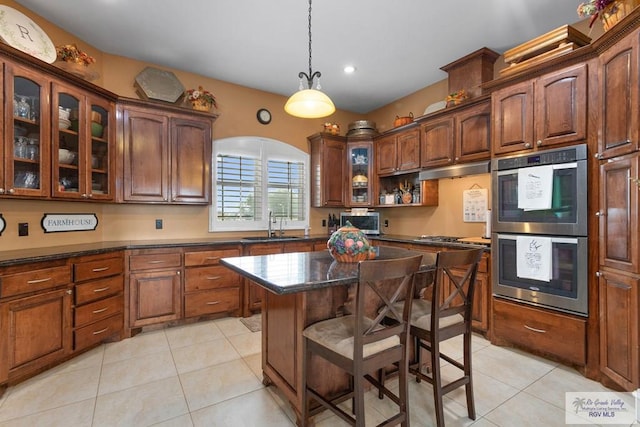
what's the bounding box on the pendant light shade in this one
[285,88,335,118]
[285,0,335,119]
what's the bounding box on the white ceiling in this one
[16,0,583,114]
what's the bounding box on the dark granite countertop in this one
[220,246,437,295]
[0,233,486,268]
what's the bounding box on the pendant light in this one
[284,0,335,118]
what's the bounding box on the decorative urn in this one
[327,221,376,263]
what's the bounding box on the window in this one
[210,136,309,232]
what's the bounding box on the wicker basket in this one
[328,247,373,263]
[601,0,640,31]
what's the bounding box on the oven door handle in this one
[523,324,546,334]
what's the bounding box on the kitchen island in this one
[221,246,436,425]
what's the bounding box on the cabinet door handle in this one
[27,277,52,284]
[206,301,221,305]
[148,260,166,264]
[523,324,546,334]
[92,266,110,272]
[93,327,109,335]
[206,276,222,281]
[93,286,110,293]
[92,307,109,314]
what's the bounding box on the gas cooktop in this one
[414,235,463,243]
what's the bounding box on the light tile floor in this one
[0,316,635,426]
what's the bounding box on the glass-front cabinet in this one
[0,54,115,201]
[3,63,50,197]
[52,82,113,200]
[347,139,373,207]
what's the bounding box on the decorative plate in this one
[134,67,185,103]
[423,100,446,115]
[0,6,56,63]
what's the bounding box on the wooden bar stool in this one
[382,248,484,427]
[300,254,423,427]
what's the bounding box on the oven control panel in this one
[493,144,587,171]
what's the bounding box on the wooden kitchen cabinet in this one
[184,247,241,318]
[71,252,124,350]
[127,249,183,328]
[599,153,639,274]
[492,298,586,365]
[308,133,346,207]
[420,99,491,167]
[375,125,420,176]
[597,152,640,390]
[597,30,639,159]
[119,99,214,204]
[1,55,116,201]
[2,61,51,198]
[598,269,639,391]
[51,82,115,201]
[346,137,373,206]
[492,62,588,155]
[0,261,73,386]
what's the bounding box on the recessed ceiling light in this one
[343,65,356,74]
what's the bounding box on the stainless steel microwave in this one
[340,211,380,235]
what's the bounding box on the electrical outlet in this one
[18,223,28,236]
[322,219,326,227]
[155,219,163,229]
[384,219,389,228]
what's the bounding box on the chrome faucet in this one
[279,216,286,237]
[268,210,276,237]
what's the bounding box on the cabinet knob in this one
[82,193,88,198]
[594,152,601,159]
[66,289,73,295]
[595,211,605,217]
[524,142,532,149]
[176,271,181,275]
[0,188,4,194]
[88,193,93,198]
[536,140,542,146]
[7,188,15,194]
[595,271,602,277]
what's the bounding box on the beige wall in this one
[0,2,598,250]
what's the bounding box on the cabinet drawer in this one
[129,252,181,271]
[184,248,240,267]
[1,266,71,298]
[493,298,586,365]
[184,266,240,292]
[184,288,240,317]
[75,294,123,327]
[75,275,124,305]
[74,313,123,350]
[74,257,123,282]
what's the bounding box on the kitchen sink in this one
[241,236,302,241]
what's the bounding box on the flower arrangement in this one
[186,86,217,108]
[55,44,95,66]
[577,0,623,27]
[445,89,467,107]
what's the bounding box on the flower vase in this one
[601,0,640,31]
[191,99,212,112]
[327,221,376,263]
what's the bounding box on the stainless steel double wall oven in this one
[491,144,588,316]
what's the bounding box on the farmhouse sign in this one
[41,213,98,233]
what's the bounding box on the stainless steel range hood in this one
[418,160,491,180]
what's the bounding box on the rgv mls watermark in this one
[565,392,636,424]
